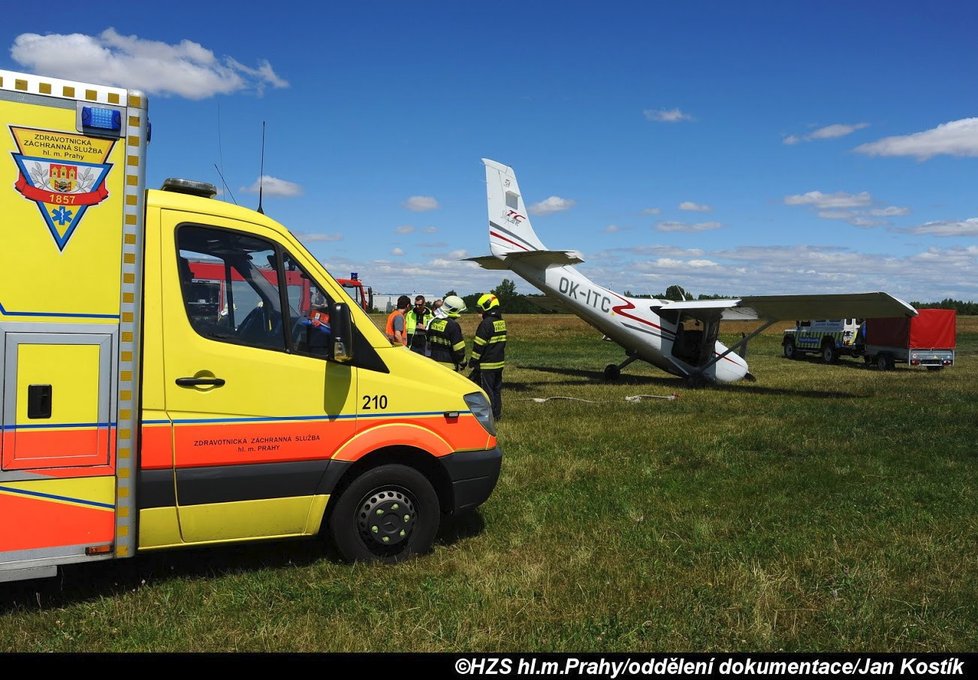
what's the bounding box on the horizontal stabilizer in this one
[466,256,511,270]
[466,250,584,271]
[657,292,917,322]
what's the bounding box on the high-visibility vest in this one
[385,309,407,345]
[405,307,433,336]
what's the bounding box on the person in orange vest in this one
[385,295,411,345]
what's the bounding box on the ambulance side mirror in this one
[330,302,354,363]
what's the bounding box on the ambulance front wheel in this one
[327,464,440,563]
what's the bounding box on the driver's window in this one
[282,252,333,357]
[177,225,287,351]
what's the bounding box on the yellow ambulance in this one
[0,69,501,583]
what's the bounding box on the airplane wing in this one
[655,292,917,322]
[467,250,584,270]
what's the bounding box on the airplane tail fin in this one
[483,158,549,257]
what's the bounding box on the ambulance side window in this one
[176,225,334,357]
[177,225,287,351]
[281,251,334,358]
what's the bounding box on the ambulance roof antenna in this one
[214,103,237,205]
[257,121,266,215]
[213,163,237,205]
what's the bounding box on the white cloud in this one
[869,206,910,217]
[241,175,302,197]
[423,226,438,234]
[817,210,856,221]
[786,191,913,229]
[679,201,712,212]
[643,108,693,123]
[296,232,342,242]
[403,196,439,212]
[855,118,978,160]
[784,123,868,145]
[529,196,575,215]
[395,225,415,235]
[604,224,621,233]
[906,218,978,237]
[784,191,872,209]
[11,28,288,99]
[642,207,661,215]
[656,221,722,233]
[391,247,405,256]
[688,259,719,268]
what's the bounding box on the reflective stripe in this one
[479,361,504,370]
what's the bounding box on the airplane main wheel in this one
[603,364,621,381]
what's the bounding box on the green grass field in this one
[2,315,976,652]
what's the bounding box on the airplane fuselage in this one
[511,261,750,384]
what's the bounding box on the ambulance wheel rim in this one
[356,487,417,549]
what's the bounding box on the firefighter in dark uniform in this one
[470,293,506,420]
[427,295,467,370]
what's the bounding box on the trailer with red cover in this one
[863,308,956,371]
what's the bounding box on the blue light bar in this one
[81,106,122,131]
[351,272,358,280]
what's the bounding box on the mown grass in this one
[1,315,976,652]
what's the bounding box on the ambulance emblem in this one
[10,126,116,251]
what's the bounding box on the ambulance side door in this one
[160,212,357,545]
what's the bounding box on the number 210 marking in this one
[362,394,388,410]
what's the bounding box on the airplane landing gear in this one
[603,353,638,381]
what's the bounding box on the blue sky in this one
[5,2,978,302]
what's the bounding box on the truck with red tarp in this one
[863,308,956,371]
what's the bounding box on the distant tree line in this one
[444,281,978,315]
[911,298,978,315]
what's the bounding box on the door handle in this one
[175,377,226,387]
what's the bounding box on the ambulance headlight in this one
[464,392,496,436]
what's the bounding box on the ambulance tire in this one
[327,464,439,563]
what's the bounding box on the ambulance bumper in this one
[441,446,503,512]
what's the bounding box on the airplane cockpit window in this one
[671,314,721,367]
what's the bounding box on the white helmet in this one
[443,295,466,318]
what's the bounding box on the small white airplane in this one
[469,158,917,386]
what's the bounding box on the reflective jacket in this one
[405,306,433,352]
[428,317,466,367]
[471,311,506,370]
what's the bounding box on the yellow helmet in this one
[477,293,500,312]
